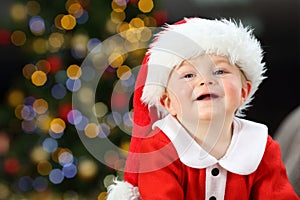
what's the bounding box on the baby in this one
[107,17,299,200]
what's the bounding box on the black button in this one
[209,196,217,200]
[211,168,219,176]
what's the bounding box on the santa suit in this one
[137,115,299,200]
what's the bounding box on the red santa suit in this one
[137,114,299,199]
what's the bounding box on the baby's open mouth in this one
[196,93,219,101]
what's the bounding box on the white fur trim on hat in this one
[141,17,266,117]
[106,179,141,200]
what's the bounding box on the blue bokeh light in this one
[49,169,64,184]
[51,83,67,99]
[62,163,77,178]
[42,137,58,153]
[66,78,81,92]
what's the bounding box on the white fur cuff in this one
[106,180,141,200]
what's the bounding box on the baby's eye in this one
[183,73,196,79]
[213,70,225,75]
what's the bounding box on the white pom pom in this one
[106,179,141,200]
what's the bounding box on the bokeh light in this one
[49,169,64,184]
[29,16,46,35]
[24,96,36,105]
[62,163,77,178]
[142,15,157,27]
[93,102,108,118]
[67,64,82,79]
[78,86,93,104]
[54,14,65,30]
[61,14,77,30]
[67,109,83,125]
[140,27,152,42]
[51,148,62,163]
[0,29,11,45]
[98,123,111,138]
[130,17,144,28]
[47,55,63,73]
[0,133,10,155]
[76,10,89,24]
[49,130,65,139]
[108,52,124,68]
[32,176,48,192]
[18,176,33,192]
[21,105,36,121]
[66,78,81,92]
[78,158,98,180]
[21,120,37,133]
[51,84,67,99]
[36,59,51,73]
[58,151,74,166]
[125,28,140,43]
[59,103,72,121]
[103,174,115,188]
[50,118,66,134]
[8,90,24,107]
[4,158,20,174]
[32,38,48,54]
[48,32,65,52]
[118,22,130,36]
[10,3,27,22]
[43,138,58,153]
[15,104,24,120]
[138,0,154,13]
[74,115,89,131]
[26,1,41,16]
[84,123,99,138]
[120,72,135,87]
[11,30,26,46]
[111,11,126,24]
[71,34,89,59]
[111,0,127,12]
[55,70,68,84]
[36,114,51,131]
[31,146,50,163]
[31,70,47,86]
[33,98,48,114]
[37,160,52,176]
[117,65,131,80]
[87,38,101,51]
[67,3,82,15]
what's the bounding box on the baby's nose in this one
[199,77,216,86]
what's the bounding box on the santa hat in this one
[107,17,266,199]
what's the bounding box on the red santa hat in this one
[107,17,266,199]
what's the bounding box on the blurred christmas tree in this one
[0,0,167,199]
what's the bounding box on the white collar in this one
[152,114,268,175]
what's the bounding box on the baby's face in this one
[161,54,251,126]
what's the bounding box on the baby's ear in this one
[160,93,169,108]
[160,93,176,116]
[241,81,252,104]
